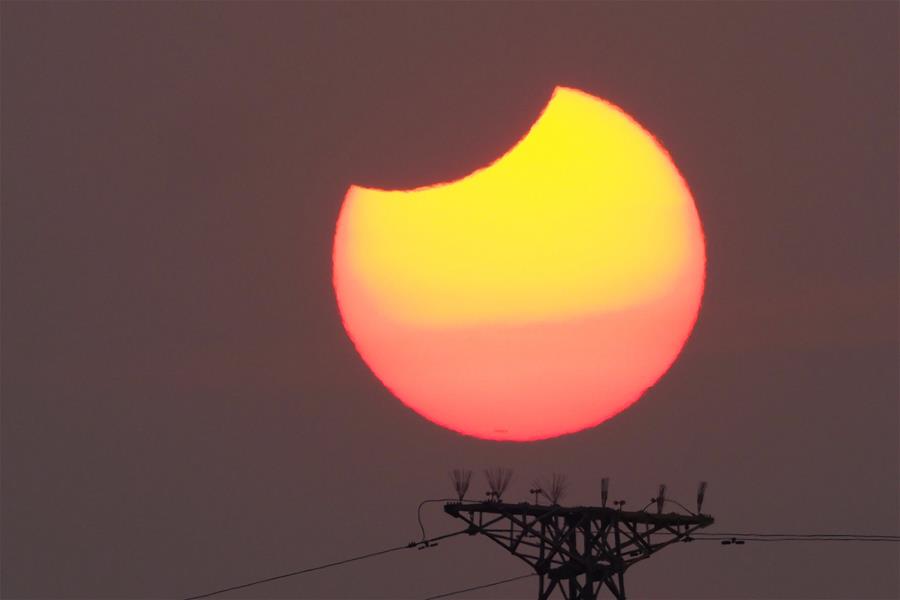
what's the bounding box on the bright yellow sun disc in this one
[333,86,705,441]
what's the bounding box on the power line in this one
[422,573,536,600]
[183,544,409,600]
[694,536,899,543]
[690,532,900,545]
[695,531,899,539]
[417,498,460,541]
[182,529,468,600]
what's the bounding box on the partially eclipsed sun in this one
[333,86,705,441]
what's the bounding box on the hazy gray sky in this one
[2,2,897,598]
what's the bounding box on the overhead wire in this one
[182,528,468,600]
[693,531,899,539]
[421,573,537,600]
[686,536,900,544]
[417,498,462,542]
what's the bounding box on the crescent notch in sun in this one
[332,86,706,441]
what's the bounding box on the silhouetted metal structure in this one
[444,499,713,600]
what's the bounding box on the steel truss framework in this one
[444,501,713,600]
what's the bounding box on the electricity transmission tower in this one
[444,471,713,600]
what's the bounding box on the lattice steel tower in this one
[443,473,713,600]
